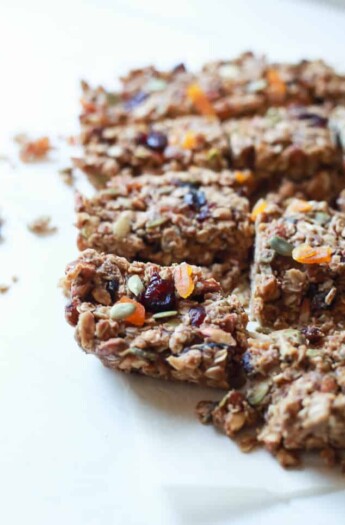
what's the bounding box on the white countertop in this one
[0,1,345,524]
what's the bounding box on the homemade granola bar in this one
[224,105,343,179]
[75,116,230,187]
[75,169,253,267]
[250,198,345,330]
[80,53,345,131]
[63,249,248,389]
[198,328,345,466]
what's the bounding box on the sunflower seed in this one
[112,211,132,237]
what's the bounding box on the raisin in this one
[65,300,80,326]
[142,273,176,313]
[297,112,328,127]
[301,326,324,343]
[242,351,254,375]
[135,132,148,146]
[189,306,206,327]
[125,92,148,110]
[146,131,168,152]
[106,279,119,302]
[184,188,207,211]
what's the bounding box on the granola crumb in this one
[59,167,75,186]
[0,284,10,294]
[15,134,52,162]
[27,216,57,236]
[12,275,18,283]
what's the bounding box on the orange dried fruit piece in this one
[251,199,267,221]
[182,131,198,149]
[19,136,51,163]
[116,296,146,326]
[80,98,97,113]
[234,170,254,185]
[286,199,312,215]
[266,68,286,96]
[174,263,195,299]
[186,83,216,117]
[292,244,332,265]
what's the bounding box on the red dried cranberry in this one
[142,273,176,312]
[184,188,207,211]
[297,112,328,127]
[135,132,148,146]
[189,306,206,327]
[146,131,168,152]
[106,279,119,302]
[125,92,148,110]
[301,326,324,343]
[65,300,80,326]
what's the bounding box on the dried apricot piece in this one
[266,69,286,96]
[292,244,332,264]
[251,199,267,221]
[116,296,146,326]
[174,263,195,298]
[234,170,254,185]
[182,131,198,149]
[186,84,216,117]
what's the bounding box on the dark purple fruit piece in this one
[125,92,148,110]
[301,326,324,343]
[184,188,207,211]
[189,306,206,327]
[106,279,119,302]
[297,112,328,127]
[142,273,176,313]
[146,131,168,152]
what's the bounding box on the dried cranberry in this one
[142,273,176,313]
[184,188,207,211]
[241,351,254,375]
[196,205,210,222]
[297,112,328,127]
[106,279,119,302]
[189,306,206,327]
[135,132,148,146]
[65,300,80,326]
[301,326,324,344]
[146,131,168,152]
[125,91,148,110]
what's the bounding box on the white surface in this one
[0,1,345,524]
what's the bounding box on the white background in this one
[0,1,345,524]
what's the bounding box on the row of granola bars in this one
[63,52,345,468]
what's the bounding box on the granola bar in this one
[80,53,345,131]
[198,328,345,466]
[75,116,230,187]
[250,198,345,330]
[63,249,248,389]
[75,169,253,267]
[224,106,343,179]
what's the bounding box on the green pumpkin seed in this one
[120,347,157,362]
[269,235,293,256]
[247,381,270,406]
[314,212,331,225]
[107,92,120,105]
[110,303,136,320]
[146,217,168,229]
[207,148,220,160]
[127,275,145,296]
[152,310,178,320]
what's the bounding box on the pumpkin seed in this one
[306,348,321,358]
[112,211,132,237]
[146,217,168,229]
[127,275,145,296]
[107,92,120,105]
[269,235,293,256]
[314,212,331,225]
[247,381,270,406]
[207,148,220,160]
[152,310,178,320]
[120,347,157,362]
[110,303,136,320]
